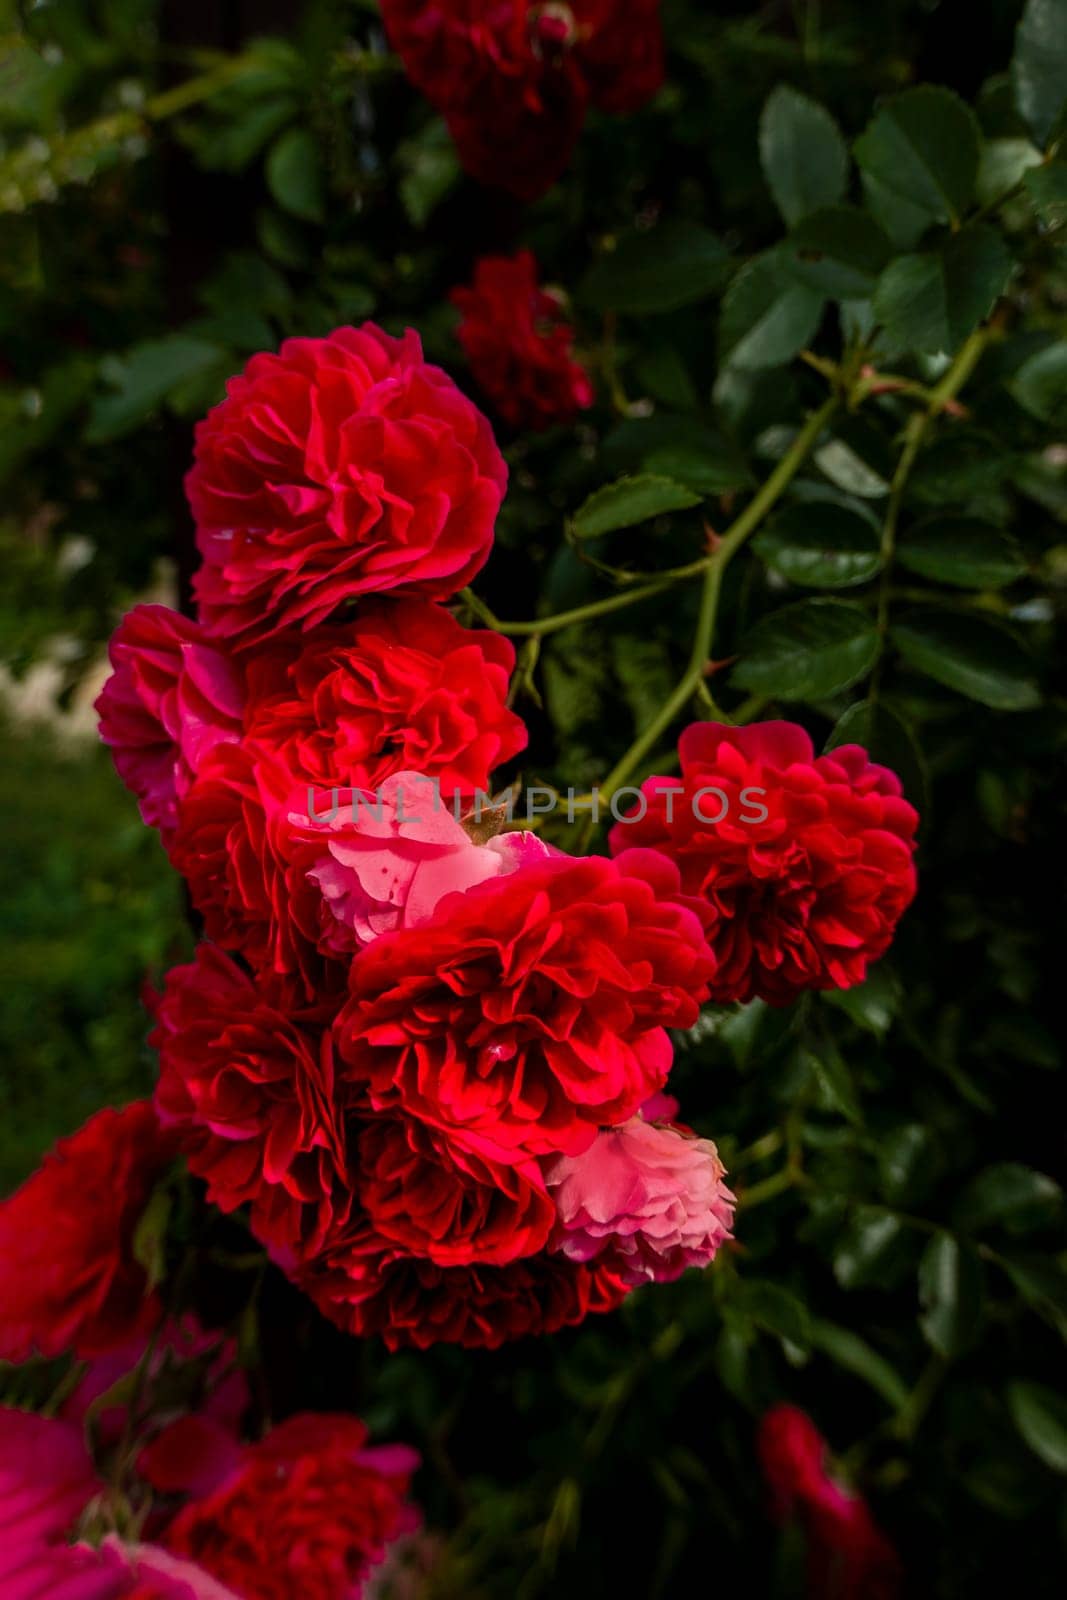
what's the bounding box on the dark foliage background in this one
[1,1,1065,1595]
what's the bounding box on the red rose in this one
[165,741,309,985]
[186,324,506,644]
[242,599,526,793]
[295,1219,627,1350]
[357,1114,555,1267]
[758,1405,902,1600]
[451,252,594,431]
[152,945,349,1257]
[382,2,664,201]
[164,1412,418,1600]
[0,1102,178,1362]
[335,849,713,1158]
[609,722,918,1005]
[96,603,243,838]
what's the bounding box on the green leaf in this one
[805,1043,863,1125]
[782,206,892,299]
[643,440,752,496]
[732,599,879,701]
[891,612,1040,710]
[823,962,901,1038]
[896,516,1026,588]
[808,1319,910,1409]
[872,225,1014,356]
[580,220,730,314]
[720,252,824,370]
[266,127,326,223]
[1012,0,1067,146]
[1025,160,1067,226]
[954,1163,1062,1234]
[976,138,1045,207]
[753,502,882,588]
[1007,1381,1067,1473]
[855,86,982,227]
[570,475,703,540]
[398,119,461,227]
[132,1184,172,1293]
[1010,342,1067,425]
[834,1206,907,1289]
[87,337,225,442]
[759,85,849,225]
[919,1232,985,1357]
[825,698,928,813]
[860,170,933,251]
[734,1279,812,1349]
[998,1252,1067,1339]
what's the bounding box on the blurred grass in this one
[0,716,189,1191]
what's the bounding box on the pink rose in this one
[96,604,243,837]
[544,1117,735,1285]
[285,773,555,956]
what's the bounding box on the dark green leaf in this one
[834,1206,908,1289]
[1007,1380,1067,1472]
[998,1252,1067,1339]
[825,698,929,812]
[808,1319,910,1409]
[580,221,730,314]
[919,1232,985,1357]
[266,127,326,223]
[719,251,824,370]
[897,516,1026,588]
[398,120,461,227]
[805,1044,863,1125]
[733,599,879,701]
[824,963,902,1038]
[753,502,882,588]
[1012,0,1067,145]
[570,475,703,540]
[1010,342,1067,425]
[1024,160,1067,226]
[855,86,982,226]
[734,1279,812,1349]
[873,225,1014,356]
[88,337,225,442]
[976,138,1044,207]
[954,1163,1062,1233]
[782,206,892,299]
[759,86,849,225]
[891,612,1040,709]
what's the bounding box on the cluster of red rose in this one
[82,311,916,1351]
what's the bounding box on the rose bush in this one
[1,0,1064,1596]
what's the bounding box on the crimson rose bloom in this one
[96,602,243,838]
[609,721,918,1005]
[186,324,506,643]
[153,945,350,1256]
[164,1413,418,1600]
[0,1102,178,1363]
[335,849,713,1158]
[382,2,664,201]
[451,252,594,431]
[759,1405,901,1600]
[241,598,526,792]
[295,1220,627,1350]
[357,1114,555,1267]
